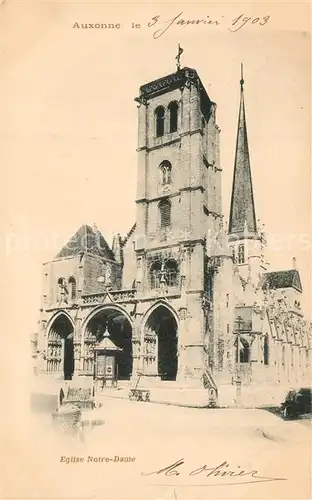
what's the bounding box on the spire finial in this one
[240,62,244,90]
[175,43,184,71]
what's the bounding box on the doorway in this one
[48,314,74,380]
[145,305,178,381]
[85,307,133,380]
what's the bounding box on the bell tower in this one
[132,57,222,382]
[134,62,222,287]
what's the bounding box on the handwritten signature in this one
[147,13,271,39]
[141,458,287,486]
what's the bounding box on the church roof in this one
[54,224,115,260]
[122,223,137,246]
[138,66,213,120]
[262,269,303,293]
[229,66,257,239]
[94,333,122,352]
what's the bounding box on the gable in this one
[292,270,302,292]
[55,225,115,261]
[262,269,302,293]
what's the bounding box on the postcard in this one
[1,1,311,500]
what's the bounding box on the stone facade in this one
[36,65,311,392]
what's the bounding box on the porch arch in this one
[81,304,133,339]
[141,300,179,333]
[46,309,75,334]
[82,304,133,380]
[46,310,75,380]
[142,301,179,381]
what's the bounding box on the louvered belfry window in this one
[159,199,171,228]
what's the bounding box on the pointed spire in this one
[55,224,115,260]
[240,62,244,90]
[229,65,257,240]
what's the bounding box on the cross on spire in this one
[240,62,244,90]
[175,43,184,71]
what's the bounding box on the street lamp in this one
[234,315,244,405]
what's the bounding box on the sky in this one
[1,2,311,344]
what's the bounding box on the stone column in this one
[176,307,187,383]
[181,82,191,134]
[77,255,84,299]
[131,320,142,377]
[144,336,157,376]
[136,255,145,293]
[130,313,144,381]
[61,338,65,378]
[132,337,140,375]
[73,342,81,379]
[73,312,82,377]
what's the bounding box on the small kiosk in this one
[93,332,122,389]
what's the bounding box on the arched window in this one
[237,338,250,363]
[238,244,245,264]
[240,344,250,363]
[159,199,171,228]
[155,106,165,138]
[263,334,269,365]
[159,160,172,185]
[291,346,294,366]
[168,101,178,133]
[150,261,162,289]
[57,278,68,303]
[57,277,65,295]
[165,259,179,287]
[68,277,77,300]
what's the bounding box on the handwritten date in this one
[147,12,270,38]
[230,13,270,32]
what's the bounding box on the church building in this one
[36,60,311,397]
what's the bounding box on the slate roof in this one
[55,224,115,261]
[229,73,257,238]
[262,269,303,293]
